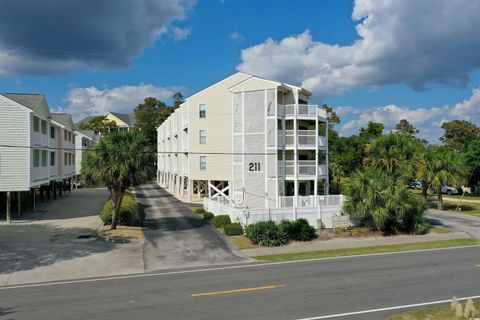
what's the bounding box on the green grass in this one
[388,299,480,319]
[427,199,480,215]
[253,239,480,262]
[429,226,452,234]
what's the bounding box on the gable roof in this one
[109,112,136,127]
[51,113,73,127]
[0,93,46,111]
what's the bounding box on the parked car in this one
[431,184,459,195]
[407,180,422,189]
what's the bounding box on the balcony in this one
[279,160,328,178]
[33,132,48,147]
[278,104,327,119]
[279,195,345,208]
[182,111,189,129]
[279,130,327,149]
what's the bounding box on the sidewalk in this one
[241,231,471,257]
[0,188,144,286]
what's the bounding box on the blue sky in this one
[0,0,479,142]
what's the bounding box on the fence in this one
[203,197,348,229]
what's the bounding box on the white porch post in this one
[325,118,329,195]
[293,103,298,208]
[314,112,319,205]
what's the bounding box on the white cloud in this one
[338,87,480,142]
[237,0,480,98]
[56,84,177,122]
[171,27,192,41]
[229,32,245,41]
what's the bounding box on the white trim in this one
[228,76,280,92]
[186,72,251,101]
[0,95,33,113]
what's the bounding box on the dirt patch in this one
[317,227,384,240]
[99,226,144,242]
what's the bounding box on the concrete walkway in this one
[0,188,144,286]
[137,184,249,271]
[241,231,471,257]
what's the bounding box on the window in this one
[50,152,55,166]
[33,150,40,167]
[33,117,40,132]
[50,126,55,139]
[68,132,72,142]
[64,130,68,141]
[41,150,47,167]
[199,130,206,144]
[200,156,206,171]
[64,153,68,166]
[41,120,47,134]
[199,104,206,118]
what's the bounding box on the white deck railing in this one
[278,104,327,118]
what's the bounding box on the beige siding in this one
[230,77,278,93]
[187,73,251,181]
[0,98,31,191]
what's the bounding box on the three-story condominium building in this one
[157,73,330,210]
[0,94,76,221]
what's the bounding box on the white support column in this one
[314,114,319,205]
[6,191,11,224]
[293,103,298,208]
[208,180,212,198]
[325,118,329,195]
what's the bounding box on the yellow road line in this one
[191,285,285,297]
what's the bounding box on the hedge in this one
[224,223,243,236]
[100,191,139,226]
[212,215,231,228]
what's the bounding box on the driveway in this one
[137,183,249,271]
[0,188,143,286]
[427,209,480,238]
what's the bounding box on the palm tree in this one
[365,133,417,179]
[343,169,427,234]
[429,146,466,210]
[329,159,344,194]
[82,131,153,229]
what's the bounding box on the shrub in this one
[100,192,139,226]
[203,212,214,221]
[224,223,243,236]
[212,215,231,228]
[245,221,288,247]
[195,208,206,214]
[279,219,317,242]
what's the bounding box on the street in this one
[1,245,479,320]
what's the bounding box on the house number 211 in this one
[248,162,261,172]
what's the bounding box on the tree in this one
[322,104,340,125]
[82,131,153,229]
[395,119,419,136]
[343,169,428,234]
[173,92,184,109]
[429,146,466,210]
[364,133,418,179]
[79,116,117,135]
[464,136,480,186]
[329,156,344,194]
[359,122,384,142]
[134,97,170,144]
[440,120,479,151]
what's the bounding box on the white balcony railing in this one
[279,130,327,148]
[278,104,327,118]
[279,195,345,208]
[280,160,328,177]
[33,132,48,146]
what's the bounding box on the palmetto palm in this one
[365,133,417,179]
[82,131,153,229]
[329,158,344,194]
[429,146,466,210]
[343,169,427,234]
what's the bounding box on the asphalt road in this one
[136,184,248,271]
[427,209,480,239]
[1,245,479,320]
